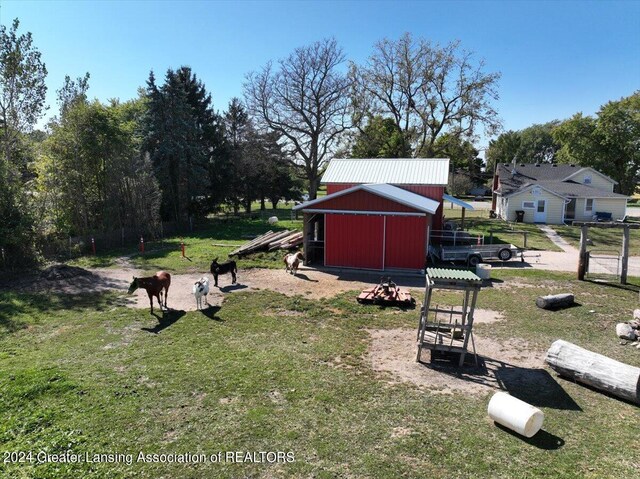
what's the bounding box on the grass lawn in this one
[1,269,639,478]
[552,220,640,256]
[70,215,304,275]
[441,208,562,251]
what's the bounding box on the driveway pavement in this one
[516,225,640,277]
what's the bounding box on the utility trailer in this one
[429,243,522,267]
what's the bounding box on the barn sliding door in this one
[384,216,427,269]
[325,214,384,269]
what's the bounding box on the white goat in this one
[268,216,279,225]
[192,277,210,310]
[284,251,305,275]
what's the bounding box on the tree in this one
[223,99,301,212]
[244,38,351,199]
[432,132,482,176]
[485,130,522,174]
[349,115,411,158]
[0,18,47,266]
[38,95,161,239]
[519,122,560,164]
[553,93,640,195]
[350,33,501,158]
[143,67,223,222]
[57,73,90,117]
[0,19,48,169]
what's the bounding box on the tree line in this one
[485,93,640,198]
[1,19,638,266]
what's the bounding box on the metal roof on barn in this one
[321,158,450,185]
[293,183,440,214]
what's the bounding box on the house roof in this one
[495,163,626,198]
[293,183,440,214]
[321,158,450,185]
[534,181,628,199]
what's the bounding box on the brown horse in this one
[128,271,171,314]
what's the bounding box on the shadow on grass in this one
[422,354,581,411]
[199,305,223,321]
[538,301,583,312]
[554,374,640,408]
[494,424,565,450]
[584,279,640,293]
[0,290,129,319]
[141,309,186,334]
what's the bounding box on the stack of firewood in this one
[616,309,640,348]
[230,230,303,257]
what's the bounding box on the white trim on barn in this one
[301,209,426,217]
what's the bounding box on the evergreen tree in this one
[143,67,224,223]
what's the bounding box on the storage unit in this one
[416,268,483,367]
[295,184,438,271]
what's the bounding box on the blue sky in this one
[3,0,639,147]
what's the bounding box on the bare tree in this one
[350,33,501,157]
[244,38,351,199]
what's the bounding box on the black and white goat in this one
[192,277,210,310]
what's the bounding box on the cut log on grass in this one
[535,293,574,310]
[545,339,640,405]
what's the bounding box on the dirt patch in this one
[9,264,381,312]
[367,328,546,396]
[473,309,505,324]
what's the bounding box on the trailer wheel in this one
[498,248,512,261]
[467,255,482,267]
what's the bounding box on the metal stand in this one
[416,268,483,367]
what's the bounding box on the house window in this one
[583,175,592,185]
[585,199,594,214]
[522,201,535,209]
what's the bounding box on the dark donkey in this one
[210,257,237,287]
[127,271,171,314]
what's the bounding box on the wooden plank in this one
[229,231,275,255]
[231,230,284,256]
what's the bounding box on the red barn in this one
[294,158,468,272]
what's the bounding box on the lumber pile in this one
[545,339,640,404]
[229,230,303,257]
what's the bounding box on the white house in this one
[492,163,628,224]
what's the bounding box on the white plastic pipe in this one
[487,392,544,438]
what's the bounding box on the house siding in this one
[507,190,566,224]
[573,198,627,221]
[569,170,615,192]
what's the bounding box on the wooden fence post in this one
[621,225,630,284]
[577,225,588,280]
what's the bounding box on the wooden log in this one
[545,339,640,404]
[535,293,574,310]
